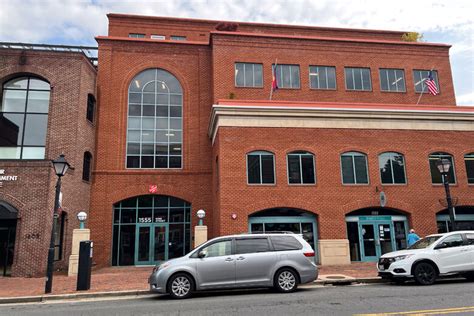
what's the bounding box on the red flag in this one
[425,71,438,95]
[272,64,278,92]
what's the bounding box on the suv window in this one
[235,238,270,254]
[440,234,464,248]
[270,236,303,251]
[466,234,474,245]
[200,240,232,258]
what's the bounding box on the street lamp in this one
[77,211,87,229]
[436,158,456,231]
[197,209,206,226]
[45,154,70,294]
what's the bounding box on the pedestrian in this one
[407,229,420,247]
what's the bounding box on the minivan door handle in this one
[236,256,245,261]
[225,257,234,262]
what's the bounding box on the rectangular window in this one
[151,35,166,40]
[287,152,315,184]
[270,236,302,251]
[235,238,270,254]
[86,94,95,122]
[379,153,407,184]
[345,67,372,91]
[465,154,474,184]
[413,70,439,93]
[128,33,145,38]
[429,154,456,184]
[247,152,275,184]
[235,63,263,88]
[341,153,369,184]
[170,36,186,41]
[309,66,336,89]
[275,64,300,89]
[379,69,406,92]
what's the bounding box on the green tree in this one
[401,32,424,42]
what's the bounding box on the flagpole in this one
[269,59,277,100]
[416,66,434,105]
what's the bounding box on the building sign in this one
[0,169,18,188]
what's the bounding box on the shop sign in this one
[0,169,18,188]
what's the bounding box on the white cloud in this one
[0,0,472,104]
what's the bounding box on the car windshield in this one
[408,236,442,249]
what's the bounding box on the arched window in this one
[82,151,92,182]
[86,94,95,123]
[341,151,369,184]
[0,76,50,159]
[465,153,474,184]
[429,152,456,184]
[287,151,315,184]
[379,152,406,184]
[247,151,275,184]
[126,69,183,169]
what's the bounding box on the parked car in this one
[377,230,474,285]
[148,233,318,298]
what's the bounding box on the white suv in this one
[377,231,474,285]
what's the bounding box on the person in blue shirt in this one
[407,229,420,247]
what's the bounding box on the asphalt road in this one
[1,279,474,316]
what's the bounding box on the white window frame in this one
[247,151,276,185]
[340,151,370,185]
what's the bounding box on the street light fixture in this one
[77,211,88,229]
[436,158,456,232]
[197,209,206,226]
[45,154,70,294]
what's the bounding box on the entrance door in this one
[359,222,396,261]
[360,224,378,261]
[135,224,168,265]
[0,220,16,277]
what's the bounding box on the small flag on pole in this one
[425,71,438,95]
[272,64,278,92]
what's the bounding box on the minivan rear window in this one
[270,236,303,251]
[235,238,270,254]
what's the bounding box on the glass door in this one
[135,223,168,265]
[360,224,378,261]
[378,223,394,255]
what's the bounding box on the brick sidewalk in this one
[0,262,377,298]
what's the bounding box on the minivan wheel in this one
[274,269,298,293]
[167,273,194,299]
[413,262,437,285]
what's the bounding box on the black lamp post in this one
[45,154,70,294]
[436,158,456,232]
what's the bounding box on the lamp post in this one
[436,158,456,232]
[77,211,87,229]
[45,154,70,294]
[197,209,205,226]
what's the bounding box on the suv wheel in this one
[413,262,437,285]
[274,268,298,293]
[167,273,194,299]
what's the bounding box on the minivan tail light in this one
[304,252,315,257]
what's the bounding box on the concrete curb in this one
[0,278,385,304]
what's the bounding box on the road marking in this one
[355,306,474,315]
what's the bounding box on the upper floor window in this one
[235,63,263,88]
[170,36,186,41]
[287,151,315,184]
[341,151,369,184]
[247,151,275,184]
[413,70,439,93]
[126,69,183,169]
[379,69,406,92]
[429,152,456,184]
[465,153,474,184]
[274,64,300,89]
[129,33,145,38]
[0,76,50,159]
[345,67,372,91]
[86,94,95,123]
[151,35,166,40]
[379,152,406,184]
[82,151,92,182]
[309,66,336,90]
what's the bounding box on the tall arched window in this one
[287,151,315,184]
[429,152,456,184]
[0,76,50,159]
[82,151,92,182]
[341,151,369,184]
[379,152,406,184]
[126,69,183,169]
[465,153,474,184]
[247,151,275,184]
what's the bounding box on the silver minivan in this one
[148,233,318,298]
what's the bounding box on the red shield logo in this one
[149,185,157,193]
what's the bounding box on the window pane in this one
[392,155,406,184]
[1,90,26,112]
[244,63,253,86]
[169,156,181,168]
[354,69,362,89]
[327,67,336,89]
[127,143,140,154]
[291,66,300,88]
[141,156,154,168]
[354,155,368,184]
[270,236,303,251]
[362,69,371,90]
[0,113,24,145]
[301,155,315,184]
[319,67,327,89]
[380,69,389,91]
[341,155,355,184]
[155,156,167,168]
[282,65,291,87]
[201,240,232,258]
[261,155,275,184]
[27,91,50,113]
[465,154,474,184]
[379,153,393,184]
[310,67,319,89]
[0,147,21,159]
[29,79,50,90]
[247,155,261,184]
[345,68,354,90]
[22,147,45,159]
[4,77,28,89]
[235,238,270,254]
[23,114,48,146]
[288,155,301,184]
[254,64,263,86]
[127,156,140,168]
[235,63,245,86]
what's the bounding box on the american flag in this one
[425,71,438,95]
[272,64,279,92]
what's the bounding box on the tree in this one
[401,32,424,42]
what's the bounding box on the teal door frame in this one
[248,215,319,262]
[358,220,394,262]
[134,223,168,265]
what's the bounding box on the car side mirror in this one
[198,250,206,258]
[435,242,447,250]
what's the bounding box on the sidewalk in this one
[0,262,378,301]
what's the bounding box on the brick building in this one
[90,13,474,267]
[0,45,97,276]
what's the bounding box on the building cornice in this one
[208,101,474,144]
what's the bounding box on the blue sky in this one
[1,0,472,105]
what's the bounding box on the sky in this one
[0,0,472,105]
